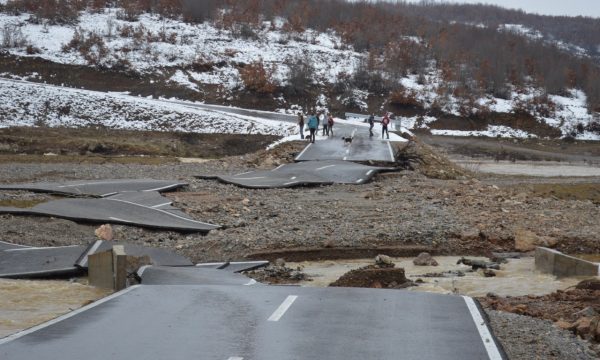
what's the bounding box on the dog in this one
[341,136,353,145]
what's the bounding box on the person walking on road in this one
[382,113,390,140]
[297,112,305,139]
[307,113,318,143]
[368,114,375,137]
[320,112,328,136]
[327,114,335,137]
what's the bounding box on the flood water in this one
[0,278,111,338]
[288,256,586,297]
[455,160,600,177]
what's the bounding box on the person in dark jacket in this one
[307,113,318,143]
[368,114,375,137]
[297,112,305,139]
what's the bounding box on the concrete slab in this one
[76,240,193,268]
[0,179,187,197]
[0,193,219,233]
[199,160,396,188]
[138,266,258,285]
[0,245,86,278]
[0,285,504,360]
[295,133,397,162]
[535,247,600,277]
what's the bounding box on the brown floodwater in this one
[288,256,586,297]
[0,278,111,338]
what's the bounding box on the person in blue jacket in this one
[307,113,319,143]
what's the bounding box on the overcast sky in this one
[382,1,600,18]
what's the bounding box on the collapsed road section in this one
[0,179,219,233]
[198,160,397,188]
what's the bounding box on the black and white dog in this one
[341,136,353,145]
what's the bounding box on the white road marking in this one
[234,171,253,176]
[283,181,298,186]
[290,176,297,180]
[366,170,374,175]
[142,184,186,192]
[272,164,285,171]
[295,142,312,160]
[387,141,395,162]
[137,265,152,276]
[109,216,134,223]
[106,198,216,227]
[0,285,141,345]
[462,296,504,360]
[235,176,266,180]
[151,202,172,208]
[343,156,347,160]
[0,240,30,248]
[355,179,363,183]
[228,357,244,360]
[78,240,103,267]
[100,192,118,197]
[244,279,257,286]
[316,164,336,171]
[268,295,298,322]
[4,245,81,252]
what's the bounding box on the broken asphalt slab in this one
[0,240,193,279]
[198,160,397,188]
[0,179,188,197]
[195,260,269,273]
[76,240,193,268]
[0,192,219,233]
[137,266,258,285]
[0,245,86,278]
[0,285,505,360]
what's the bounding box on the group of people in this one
[297,111,335,143]
[297,111,392,143]
[368,113,391,139]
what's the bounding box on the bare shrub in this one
[239,60,277,94]
[1,24,27,48]
[63,29,109,66]
[284,56,314,96]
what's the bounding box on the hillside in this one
[0,0,598,140]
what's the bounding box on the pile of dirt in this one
[243,258,308,284]
[329,257,414,289]
[238,141,306,169]
[329,265,413,289]
[480,283,600,343]
[396,139,471,180]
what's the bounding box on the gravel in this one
[486,310,599,359]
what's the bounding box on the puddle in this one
[455,160,600,177]
[0,278,111,338]
[288,256,585,297]
[0,199,48,208]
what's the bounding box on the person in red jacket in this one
[327,114,335,137]
[382,113,390,140]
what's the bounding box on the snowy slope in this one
[0,78,296,135]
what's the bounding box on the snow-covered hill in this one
[0,7,598,140]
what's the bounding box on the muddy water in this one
[456,160,600,177]
[288,256,585,297]
[0,278,111,338]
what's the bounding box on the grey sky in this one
[387,1,600,18]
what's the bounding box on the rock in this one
[274,258,286,267]
[576,279,600,291]
[457,257,499,270]
[413,252,439,266]
[514,229,558,252]
[94,224,113,241]
[556,320,575,331]
[375,254,395,267]
[575,307,598,318]
[483,269,496,277]
[575,317,592,336]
